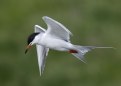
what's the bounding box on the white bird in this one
[25,16,112,76]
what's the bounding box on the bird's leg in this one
[69,50,78,53]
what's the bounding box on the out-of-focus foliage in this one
[0,0,121,86]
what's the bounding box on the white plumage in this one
[25,16,113,76]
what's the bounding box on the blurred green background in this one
[0,0,121,86]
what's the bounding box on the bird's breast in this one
[40,35,70,51]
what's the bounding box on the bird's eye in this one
[27,33,39,45]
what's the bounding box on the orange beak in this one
[25,44,32,54]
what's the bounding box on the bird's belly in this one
[40,37,70,51]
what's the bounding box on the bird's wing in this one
[42,16,72,42]
[36,45,49,75]
[34,25,49,76]
[34,25,46,33]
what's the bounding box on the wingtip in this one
[39,70,44,77]
[38,68,42,76]
[38,66,45,77]
[42,16,56,22]
[35,25,43,29]
[35,25,39,27]
[42,16,73,35]
[39,72,42,76]
[42,16,50,20]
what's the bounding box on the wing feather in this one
[36,45,49,75]
[34,25,46,33]
[34,25,49,76]
[42,16,72,42]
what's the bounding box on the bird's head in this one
[25,32,39,54]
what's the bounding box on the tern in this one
[25,16,112,76]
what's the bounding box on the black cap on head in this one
[27,32,39,45]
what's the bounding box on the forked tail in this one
[69,45,113,63]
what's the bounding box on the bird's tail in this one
[69,45,113,63]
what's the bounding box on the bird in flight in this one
[25,16,112,76]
